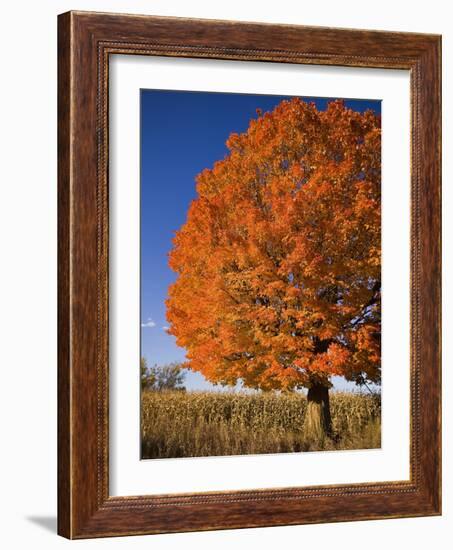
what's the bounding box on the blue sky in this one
[140,89,381,391]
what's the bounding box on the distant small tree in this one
[140,358,186,392]
[141,357,156,390]
[153,362,186,391]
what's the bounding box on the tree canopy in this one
[166,98,381,391]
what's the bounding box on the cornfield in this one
[141,390,381,459]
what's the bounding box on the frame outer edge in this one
[410,37,442,516]
[435,35,442,515]
[429,36,441,516]
[57,11,73,540]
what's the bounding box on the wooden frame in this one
[58,10,441,539]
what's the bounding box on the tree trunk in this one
[303,383,332,446]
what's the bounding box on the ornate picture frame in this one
[58,11,441,538]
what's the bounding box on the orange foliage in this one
[166,99,381,391]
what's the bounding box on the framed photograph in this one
[58,11,441,538]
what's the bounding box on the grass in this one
[141,390,381,459]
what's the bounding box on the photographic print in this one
[140,90,382,460]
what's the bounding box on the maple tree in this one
[166,98,381,439]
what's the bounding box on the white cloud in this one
[141,318,156,328]
[162,325,170,331]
